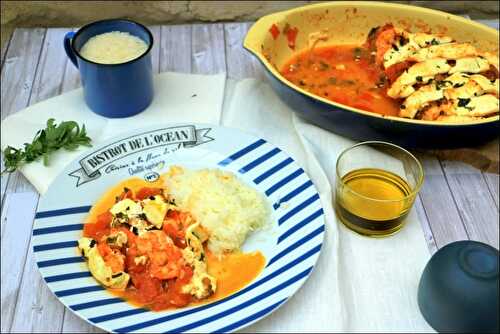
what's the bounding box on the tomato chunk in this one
[352,100,374,112]
[163,222,186,249]
[286,26,298,50]
[130,272,162,304]
[358,91,374,102]
[269,24,280,40]
[111,226,137,245]
[83,212,112,238]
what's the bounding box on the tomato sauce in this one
[83,177,266,311]
[281,45,400,116]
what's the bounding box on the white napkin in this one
[0,72,226,194]
[222,79,433,333]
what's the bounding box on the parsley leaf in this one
[2,118,92,173]
[457,98,471,107]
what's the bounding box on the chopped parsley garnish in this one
[435,80,452,90]
[353,47,362,59]
[398,36,409,46]
[89,239,96,248]
[328,77,337,85]
[2,118,92,174]
[430,38,439,45]
[457,98,471,107]
[319,61,329,70]
[107,236,117,244]
[400,104,406,109]
[341,79,355,86]
[453,82,465,88]
[416,76,423,82]
[375,75,387,88]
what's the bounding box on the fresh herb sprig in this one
[2,118,92,173]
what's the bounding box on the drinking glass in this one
[335,141,424,237]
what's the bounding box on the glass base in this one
[335,204,407,238]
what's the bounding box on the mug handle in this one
[64,32,78,68]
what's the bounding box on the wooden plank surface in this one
[191,23,226,74]
[0,22,498,333]
[224,22,266,81]
[484,173,499,208]
[0,192,40,333]
[415,153,470,248]
[441,161,499,246]
[0,28,45,208]
[0,28,46,121]
[160,25,192,73]
[414,195,439,255]
[150,26,161,74]
[6,28,70,333]
[61,28,81,92]
[5,28,69,196]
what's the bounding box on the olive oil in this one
[335,168,415,237]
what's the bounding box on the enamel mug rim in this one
[69,18,154,67]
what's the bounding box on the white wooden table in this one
[1,21,499,333]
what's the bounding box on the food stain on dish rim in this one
[81,175,266,312]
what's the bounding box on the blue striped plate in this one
[33,124,325,333]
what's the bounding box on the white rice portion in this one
[164,166,269,255]
[80,31,148,64]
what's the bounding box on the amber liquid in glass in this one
[335,168,414,237]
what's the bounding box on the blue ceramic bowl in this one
[418,240,499,333]
[244,2,499,148]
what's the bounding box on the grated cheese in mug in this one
[80,31,148,64]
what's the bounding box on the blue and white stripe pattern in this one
[33,135,325,333]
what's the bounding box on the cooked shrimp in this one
[162,210,196,248]
[375,27,397,65]
[136,230,186,280]
[97,243,125,273]
[150,258,184,280]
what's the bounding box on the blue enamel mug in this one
[64,19,154,118]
